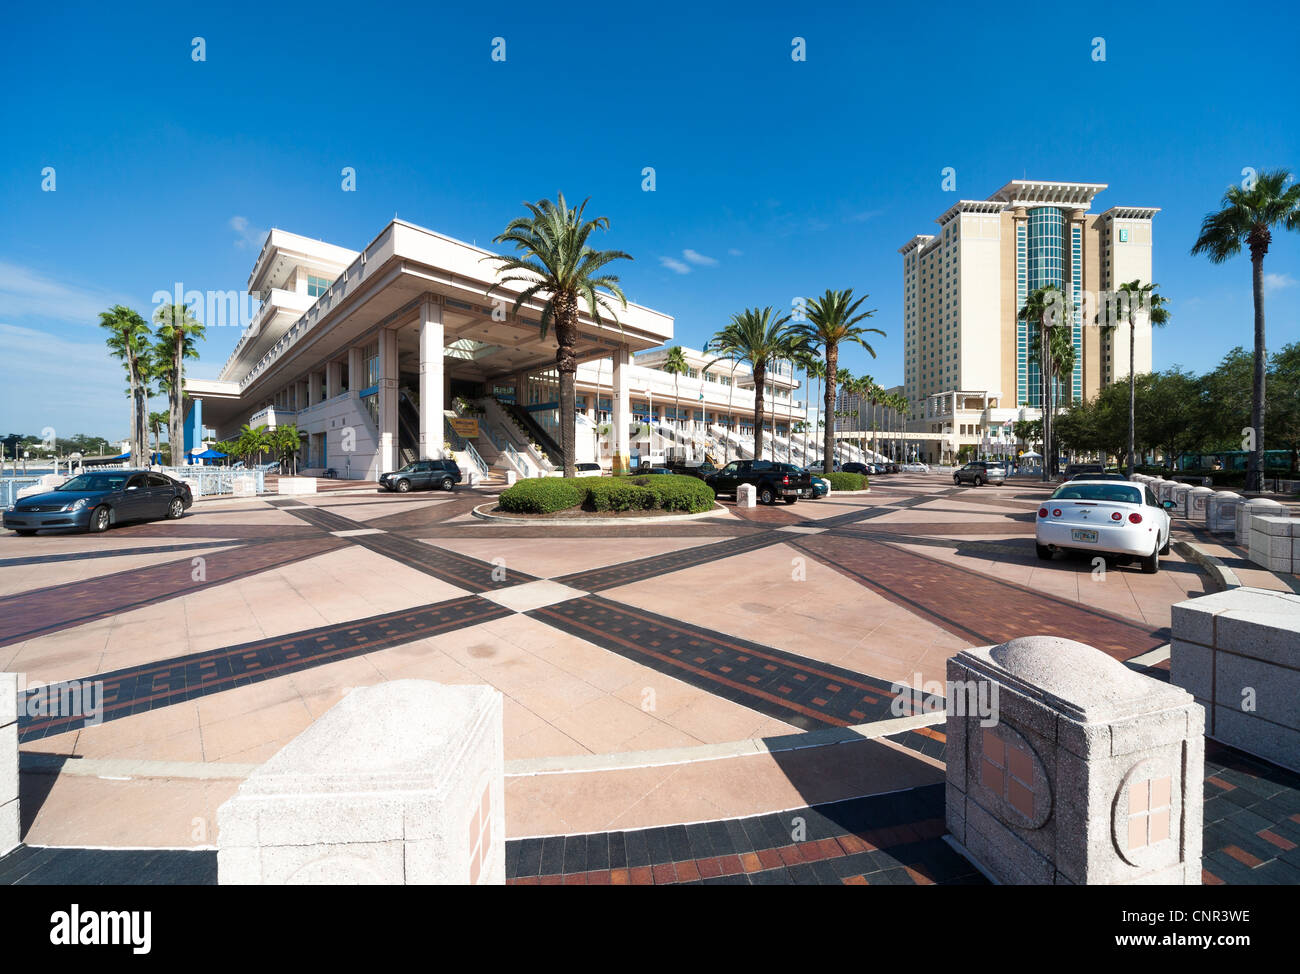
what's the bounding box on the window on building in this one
[307,274,333,298]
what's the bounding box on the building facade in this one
[899,180,1158,464]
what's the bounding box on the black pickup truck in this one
[705,459,813,505]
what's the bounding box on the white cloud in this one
[682,249,717,267]
[728,248,743,257]
[1264,272,1296,293]
[230,215,266,250]
[659,256,691,275]
[0,261,133,324]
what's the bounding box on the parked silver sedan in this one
[952,461,1007,486]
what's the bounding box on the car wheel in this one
[89,505,111,533]
[1036,543,1053,561]
[973,475,983,487]
[14,530,36,537]
[783,496,798,505]
[167,497,185,519]
[395,479,411,493]
[759,487,775,505]
[1160,529,1171,555]
[440,477,454,491]
[953,475,961,485]
[1140,541,1160,574]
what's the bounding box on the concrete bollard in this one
[1247,515,1298,574]
[505,470,517,486]
[1171,588,1300,772]
[1,673,16,855]
[1206,491,1241,535]
[1187,486,1214,524]
[945,636,1203,884]
[1236,497,1284,546]
[276,477,318,496]
[1169,483,1192,518]
[737,483,757,508]
[217,681,505,885]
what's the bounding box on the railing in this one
[1,478,43,507]
[156,466,267,497]
[444,419,489,482]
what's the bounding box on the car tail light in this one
[1052,509,1062,517]
[1038,507,1048,518]
[782,475,789,485]
[1129,512,1143,524]
[1111,512,1122,521]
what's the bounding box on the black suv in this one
[705,460,813,505]
[379,459,462,492]
[663,460,717,481]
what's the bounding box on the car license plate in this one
[1071,528,1098,543]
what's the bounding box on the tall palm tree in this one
[663,346,688,449]
[706,307,803,463]
[794,289,884,475]
[1097,281,1170,476]
[1192,169,1300,491]
[99,305,151,465]
[1047,323,1077,464]
[148,410,168,463]
[803,357,826,464]
[1018,286,1070,481]
[153,302,206,466]
[486,193,632,476]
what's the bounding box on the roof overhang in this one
[989,180,1108,210]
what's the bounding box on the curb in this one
[1173,539,1241,591]
[470,502,730,526]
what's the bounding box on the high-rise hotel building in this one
[898,180,1157,463]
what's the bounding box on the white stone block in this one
[218,680,504,885]
[736,483,756,508]
[0,799,17,857]
[1237,498,1285,545]
[1207,492,1240,534]
[232,476,258,497]
[276,477,318,496]
[505,470,517,486]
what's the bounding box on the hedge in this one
[823,472,868,491]
[498,474,714,515]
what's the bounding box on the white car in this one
[574,463,603,478]
[1035,478,1174,573]
[902,462,930,473]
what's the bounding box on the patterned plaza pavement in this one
[4,470,1293,884]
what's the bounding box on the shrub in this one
[498,477,585,513]
[824,472,868,491]
[499,473,714,515]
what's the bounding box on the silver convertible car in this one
[3,470,193,535]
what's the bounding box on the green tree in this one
[486,193,632,476]
[706,307,804,463]
[1192,168,1300,491]
[793,289,883,475]
[99,305,152,465]
[153,302,206,466]
[1019,286,1071,479]
[663,346,688,441]
[148,410,169,463]
[1097,280,1171,475]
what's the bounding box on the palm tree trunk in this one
[753,363,767,461]
[822,347,837,475]
[555,306,578,477]
[1126,309,1137,477]
[1249,250,1267,493]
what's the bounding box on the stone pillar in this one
[1169,483,1191,518]
[1,673,16,855]
[307,371,322,407]
[945,636,1203,885]
[326,360,343,400]
[1207,491,1240,534]
[419,298,444,460]
[1248,514,1299,574]
[737,483,756,508]
[218,681,505,885]
[1171,588,1300,772]
[1188,486,1214,524]
[377,328,399,474]
[612,345,631,475]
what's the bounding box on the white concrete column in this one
[1,672,17,855]
[612,345,630,474]
[308,372,322,407]
[419,298,444,460]
[326,360,343,400]
[378,327,399,474]
[347,347,363,394]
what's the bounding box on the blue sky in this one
[1,0,1297,439]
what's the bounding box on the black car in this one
[842,462,871,475]
[3,470,193,535]
[663,460,716,480]
[705,459,813,505]
[379,459,462,492]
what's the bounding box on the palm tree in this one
[793,289,884,475]
[234,423,274,466]
[273,424,303,474]
[153,302,206,466]
[1097,281,1170,476]
[485,193,632,477]
[706,307,804,463]
[1192,169,1300,491]
[663,346,688,452]
[1047,323,1077,464]
[1018,285,1070,481]
[99,305,152,465]
[803,357,826,464]
[148,410,168,463]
